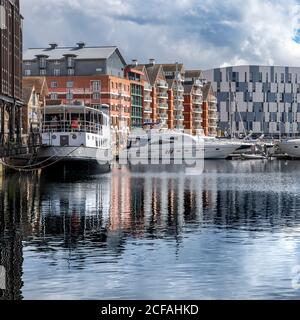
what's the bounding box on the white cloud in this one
[21,0,300,69]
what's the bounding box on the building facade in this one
[204,66,300,137]
[23,44,131,138]
[183,70,204,135]
[0,0,23,145]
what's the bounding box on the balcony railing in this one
[193,107,202,113]
[174,105,184,111]
[157,92,168,99]
[158,103,168,110]
[157,80,169,89]
[144,96,153,103]
[174,95,184,102]
[159,112,168,120]
[193,98,202,105]
[144,107,152,114]
[173,84,184,92]
[144,83,152,91]
[175,115,184,121]
[194,90,203,96]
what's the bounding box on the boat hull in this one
[278,140,300,158]
[204,143,242,159]
[36,146,111,174]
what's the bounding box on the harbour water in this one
[1,160,300,300]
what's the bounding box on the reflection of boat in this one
[278,139,300,158]
[241,154,267,160]
[37,105,112,173]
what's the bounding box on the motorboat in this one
[36,104,112,174]
[278,139,300,158]
[120,128,204,164]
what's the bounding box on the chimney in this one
[49,43,58,49]
[132,59,138,66]
[77,41,86,49]
[149,58,155,65]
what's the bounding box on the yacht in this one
[121,129,242,162]
[37,105,112,173]
[278,139,300,158]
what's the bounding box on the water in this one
[1,160,300,300]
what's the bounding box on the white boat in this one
[37,105,112,173]
[278,139,300,158]
[121,129,242,162]
[200,136,243,159]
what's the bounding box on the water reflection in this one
[1,160,300,299]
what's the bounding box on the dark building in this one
[0,0,23,144]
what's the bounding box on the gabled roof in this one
[22,87,33,105]
[23,46,127,65]
[141,64,166,86]
[185,70,203,79]
[133,65,151,84]
[161,63,184,73]
[23,77,48,99]
[202,82,215,101]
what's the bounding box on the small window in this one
[54,69,61,76]
[66,81,74,88]
[51,81,58,88]
[24,70,31,76]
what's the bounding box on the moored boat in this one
[36,104,112,174]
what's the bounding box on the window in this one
[51,81,58,88]
[66,81,74,88]
[266,72,269,83]
[67,56,74,68]
[66,92,73,100]
[91,81,100,92]
[25,61,31,66]
[258,72,262,83]
[40,69,46,76]
[39,57,47,68]
[93,93,100,100]
[281,73,284,83]
[249,72,253,83]
[288,73,292,83]
[54,69,61,76]
[50,93,58,100]
[54,60,61,65]
[275,74,278,83]
[67,69,74,76]
[24,70,31,76]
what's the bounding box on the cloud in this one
[21,0,300,69]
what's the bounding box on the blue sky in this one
[21,0,300,69]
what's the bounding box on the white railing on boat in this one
[42,120,104,135]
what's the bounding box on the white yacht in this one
[37,105,112,173]
[278,139,300,158]
[121,128,242,162]
[200,136,243,159]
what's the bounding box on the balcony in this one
[194,79,203,87]
[194,90,203,96]
[157,92,168,99]
[193,98,202,105]
[144,96,153,103]
[159,112,168,120]
[193,107,202,113]
[157,80,169,89]
[174,105,184,111]
[158,103,168,110]
[174,95,184,102]
[144,107,152,114]
[175,115,184,121]
[174,84,184,92]
[144,83,152,92]
[210,98,217,104]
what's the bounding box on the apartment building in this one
[141,60,170,129]
[23,44,131,137]
[202,83,218,136]
[162,63,185,130]
[183,70,204,135]
[204,65,300,137]
[0,0,23,144]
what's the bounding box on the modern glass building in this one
[204,66,300,138]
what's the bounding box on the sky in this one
[21,0,300,70]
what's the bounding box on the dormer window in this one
[39,57,47,68]
[67,56,74,68]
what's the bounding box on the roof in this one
[202,82,215,101]
[23,77,48,98]
[142,64,165,86]
[23,46,126,65]
[184,84,193,94]
[161,63,184,73]
[131,65,151,83]
[22,87,33,104]
[185,70,203,79]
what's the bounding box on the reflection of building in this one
[0,0,23,144]
[0,176,24,300]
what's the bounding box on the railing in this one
[194,90,203,96]
[42,120,104,135]
[144,96,153,103]
[174,85,184,92]
[174,95,184,102]
[193,107,202,113]
[144,107,152,113]
[193,98,202,105]
[174,105,184,111]
[158,103,168,110]
[157,80,169,89]
[157,93,168,99]
[144,83,152,91]
[159,113,168,119]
